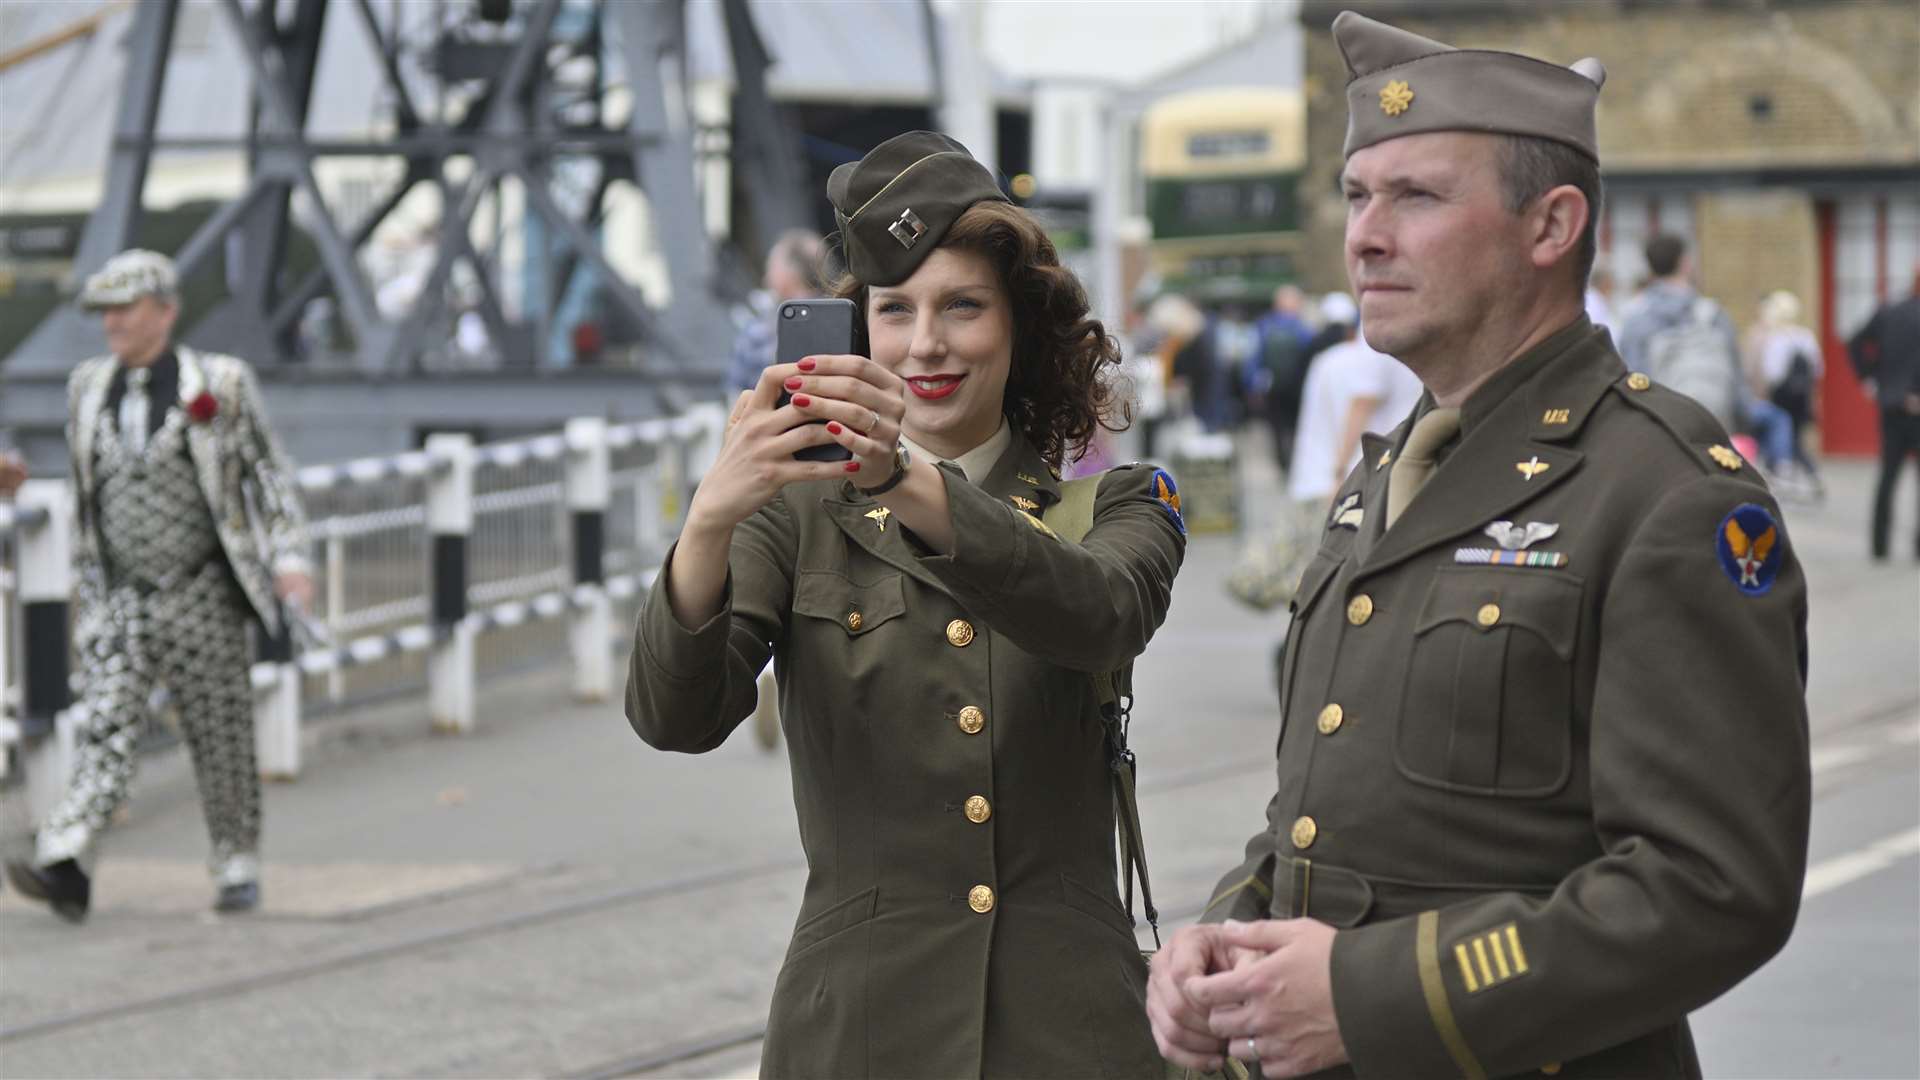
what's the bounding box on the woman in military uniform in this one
[625,132,1186,1078]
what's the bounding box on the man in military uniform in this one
[5,250,312,920]
[1146,13,1810,1079]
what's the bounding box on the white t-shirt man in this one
[1288,333,1423,503]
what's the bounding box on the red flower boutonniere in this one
[187,392,219,424]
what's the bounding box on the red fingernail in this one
[826,421,842,434]
[797,358,816,372]
[784,377,803,390]
[843,460,861,473]
[792,395,811,408]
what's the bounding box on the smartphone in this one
[775,297,864,462]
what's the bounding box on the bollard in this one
[426,433,476,733]
[565,418,612,702]
[16,481,77,822]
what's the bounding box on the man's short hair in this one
[767,229,825,292]
[1644,233,1687,278]
[1496,135,1603,293]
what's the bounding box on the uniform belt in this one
[1270,855,1554,928]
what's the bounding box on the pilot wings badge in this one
[1484,520,1559,550]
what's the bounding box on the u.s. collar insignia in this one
[1484,520,1559,550]
[865,507,892,532]
[1150,468,1185,535]
[1009,494,1039,512]
[888,208,928,249]
[1515,456,1551,481]
[1717,503,1784,596]
[1380,80,1414,117]
[1330,492,1364,530]
[1016,472,1043,486]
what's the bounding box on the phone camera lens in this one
[781,306,795,319]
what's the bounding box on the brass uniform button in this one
[847,611,863,631]
[1541,1065,1562,1076]
[1627,372,1651,391]
[1477,603,1501,627]
[964,795,992,823]
[1291,815,1318,850]
[946,619,976,647]
[1347,595,1374,626]
[956,706,985,734]
[1317,704,1345,735]
[968,885,995,913]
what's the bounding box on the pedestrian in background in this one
[1254,284,1314,470]
[726,229,826,396]
[1286,292,1421,504]
[1746,289,1825,497]
[626,132,1184,1077]
[1147,15,1808,1078]
[1849,269,1920,562]
[6,250,313,921]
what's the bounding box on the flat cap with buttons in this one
[827,130,1008,287]
[79,249,180,310]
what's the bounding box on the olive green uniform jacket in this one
[627,438,1186,1079]
[1204,319,1810,1080]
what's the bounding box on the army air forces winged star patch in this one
[1716,503,1784,597]
[1150,469,1185,536]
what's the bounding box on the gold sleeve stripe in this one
[1418,911,1488,1080]
[1507,924,1529,973]
[1199,873,1273,920]
[1488,933,1512,980]
[1453,943,1480,992]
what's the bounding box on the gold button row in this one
[1291,815,1318,850]
[1477,603,1501,627]
[956,705,985,734]
[946,619,975,647]
[963,795,992,823]
[1347,594,1374,625]
[1317,703,1344,735]
[968,884,995,913]
[847,611,864,631]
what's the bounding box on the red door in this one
[1817,200,1883,457]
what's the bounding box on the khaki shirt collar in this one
[901,415,1012,486]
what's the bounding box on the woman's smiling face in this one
[866,246,1014,461]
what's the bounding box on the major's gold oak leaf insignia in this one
[1380,80,1415,117]
[1708,445,1743,471]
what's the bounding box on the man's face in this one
[1341,132,1534,363]
[99,295,177,366]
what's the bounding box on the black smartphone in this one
[775,297,864,462]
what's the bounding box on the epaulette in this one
[1609,372,1769,485]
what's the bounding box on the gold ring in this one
[867,408,880,432]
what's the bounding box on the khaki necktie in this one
[1384,407,1461,530]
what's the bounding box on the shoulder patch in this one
[1716,503,1784,597]
[1150,468,1185,535]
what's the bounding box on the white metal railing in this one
[0,404,725,802]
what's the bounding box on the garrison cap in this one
[1334,11,1606,160]
[828,131,1008,287]
[79,249,180,310]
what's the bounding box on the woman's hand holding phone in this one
[779,354,909,490]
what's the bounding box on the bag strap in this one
[1051,473,1160,947]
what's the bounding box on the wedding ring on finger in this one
[866,408,880,433]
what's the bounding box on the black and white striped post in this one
[565,418,612,701]
[426,433,476,733]
[15,481,78,820]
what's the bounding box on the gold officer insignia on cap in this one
[1010,494,1039,512]
[865,507,892,531]
[1454,923,1530,994]
[1379,79,1415,117]
[1515,456,1551,481]
[1708,445,1743,471]
[887,208,928,249]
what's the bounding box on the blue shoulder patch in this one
[1150,468,1185,535]
[1715,503,1784,597]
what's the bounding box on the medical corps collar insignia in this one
[1716,503,1784,597]
[1150,468,1185,535]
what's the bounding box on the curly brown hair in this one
[831,201,1129,470]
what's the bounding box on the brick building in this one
[1298,0,1919,454]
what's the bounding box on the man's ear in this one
[1529,185,1589,274]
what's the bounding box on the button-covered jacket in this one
[1204,319,1810,1080]
[626,436,1186,1079]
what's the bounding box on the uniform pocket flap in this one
[1414,567,1582,660]
[788,885,879,959]
[792,570,907,636]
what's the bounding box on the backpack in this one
[1645,298,1742,429]
[1772,347,1816,416]
[1049,473,1158,947]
